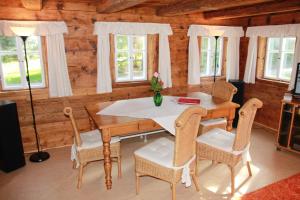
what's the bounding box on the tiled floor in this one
[1,126,300,200]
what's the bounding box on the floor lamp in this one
[20,36,50,162]
[213,36,219,82]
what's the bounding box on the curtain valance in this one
[94,22,173,36]
[246,24,300,38]
[0,21,68,36]
[187,25,244,37]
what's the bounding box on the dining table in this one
[84,92,240,190]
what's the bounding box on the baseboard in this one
[253,122,278,135]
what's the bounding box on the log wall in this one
[0,0,299,151]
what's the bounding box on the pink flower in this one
[153,72,159,78]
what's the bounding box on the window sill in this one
[200,76,226,82]
[256,78,290,87]
[112,81,150,88]
[0,87,47,94]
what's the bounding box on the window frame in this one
[264,37,296,82]
[0,36,45,91]
[114,34,148,83]
[200,36,223,78]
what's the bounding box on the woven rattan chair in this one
[199,80,237,135]
[63,107,121,189]
[134,106,207,200]
[196,98,263,195]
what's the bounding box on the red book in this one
[177,97,201,105]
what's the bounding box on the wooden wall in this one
[0,0,299,152]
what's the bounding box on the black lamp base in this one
[29,151,50,162]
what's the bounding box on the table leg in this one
[101,129,112,190]
[227,108,236,131]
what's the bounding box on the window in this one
[264,37,296,81]
[115,35,147,82]
[0,36,45,90]
[200,37,223,77]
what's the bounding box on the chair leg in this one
[117,156,122,179]
[230,166,235,196]
[72,160,77,169]
[136,173,140,195]
[192,174,200,192]
[171,183,176,200]
[247,161,252,177]
[77,164,84,189]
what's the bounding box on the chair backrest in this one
[233,98,263,151]
[63,107,82,147]
[173,106,207,167]
[212,80,237,102]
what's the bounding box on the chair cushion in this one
[196,128,237,154]
[78,129,120,150]
[200,118,227,126]
[134,137,174,168]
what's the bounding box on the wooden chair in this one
[63,107,121,189]
[196,98,263,195]
[199,80,237,135]
[134,106,207,200]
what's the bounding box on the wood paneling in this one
[0,0,298,152]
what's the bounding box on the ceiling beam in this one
[97,0,149,13]
[21,0,43,10]
[204,0,300,19]
[156,0,274,17]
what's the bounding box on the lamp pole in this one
[20,36,49,162]
[213,36,219,82]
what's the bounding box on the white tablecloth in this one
[97,95,215,135]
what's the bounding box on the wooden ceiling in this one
[21,0,300,19]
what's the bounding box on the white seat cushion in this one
[196,128,238,154]
[134,137,174,168]
[78,129,120,150]
[200,118,227,126]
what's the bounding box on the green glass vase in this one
[153,91,163,106]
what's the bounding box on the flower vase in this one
[153,91,163,106]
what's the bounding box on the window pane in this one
[116,35,128,50]
[283,38,296,52]
[26,36,39,52]
[132,52,143,60]
[116,52,129,80]
[133,60,144,78]
[27,53,43,84]
[201,37,209,50]
[1,55,21,86]
[200,52,208,75]
[280,52,293,80]
[133,36,144,50]
[0,36,16,51]
[265,52,280,78]
[268,38,280,51]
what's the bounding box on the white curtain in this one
[188,35,200,85]
[96,35,112,93]
[0,20,72,97]
[244,37,258,83]
[226,37,240,81]
[94,22,173,93]
[159,34,172,88]
[244,24,300,89]
[46,34,73,97]
[187,25,244,84]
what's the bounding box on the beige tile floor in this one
[1,126,300,200]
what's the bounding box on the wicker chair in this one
[199,80,237,135]
[134,106,207,200]
[63,107,121,189]
[196,98,263,195]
